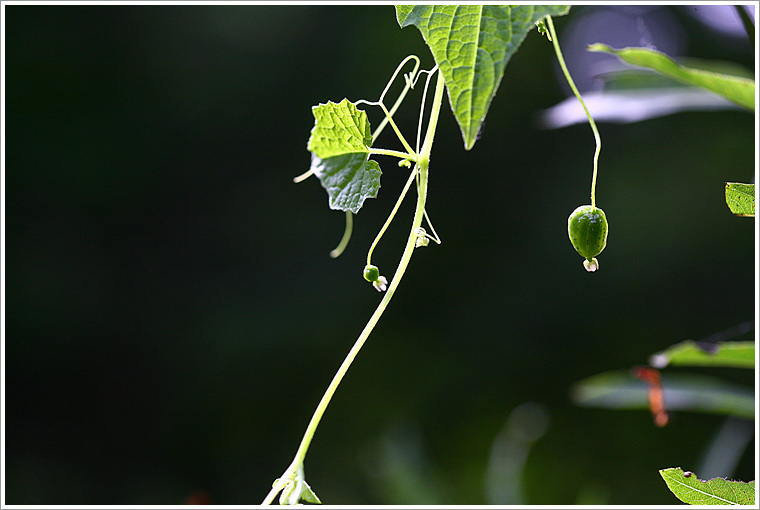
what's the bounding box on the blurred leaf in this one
[601,68,695,91]
[571,371,754,419]
[540,56,753,127]
[677,57,755,80]
[725,183,755,217]
[650,340,755,369]
[538,88,741,128]
[307,99,382,213]
[587,44,755,111]
[660,467,755,505]
[594,55,753,90]
[395,5,570,150]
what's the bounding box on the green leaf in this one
[297,480,322,504]
[660,467,755,505]
[309,154,382,214]
[307,99,382,214]
[725,182,755,217]
[277,477,322,505]
[571,371,754,419]
[308,99,373,160]
[396,5,570,150]
[587,44,755,111]
[650,340,755,369]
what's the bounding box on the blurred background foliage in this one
[4,4,756,505]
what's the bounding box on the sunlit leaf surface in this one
[307,99,382,213]
[725,183,755,217]
[660,467,755,505]
[396,5,570,149]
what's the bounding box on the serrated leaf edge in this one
[725,182,755,217]
[660,468,755,505]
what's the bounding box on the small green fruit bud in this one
[363,264,380,283]
[568,205,608,269]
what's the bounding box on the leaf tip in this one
[586,43,611,53]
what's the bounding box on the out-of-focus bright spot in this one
[537,88,742,129]
[684,5,756,38]
[484,402,551,505]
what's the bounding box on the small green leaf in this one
[298,480,322,504]
[650,340,755,369]
[725,182,755,217]
[308,99,373,160]
[277,477,322,505]
[396,5,570,150]
[587,44,755,111]
[309,154,381,214]
[307,99,382,214]
[660,467,755,505]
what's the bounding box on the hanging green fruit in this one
[568,205,608,272]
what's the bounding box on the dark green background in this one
[5,5,756,505]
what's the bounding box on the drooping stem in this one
[329,211,353,258]
[546,15,601,210]
[262,69,446,506]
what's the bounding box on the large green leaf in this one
[396,5,570,150]
[587,44,755,111]
[725,182,755,217]
[660,467,755,505]
[650,340,755,369]
[307,99,382,214]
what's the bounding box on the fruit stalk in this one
[545,15,601,209]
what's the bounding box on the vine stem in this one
[546,15,601,209]
[329,211,353,259]
[369,147,415,160]
[367,166,420,266]
[262,69,446,506]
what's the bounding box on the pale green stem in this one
[546,16,601,210]
[367,166,419,266]
[261,69,445,506]
[414,65,438,153]
[369,148,416,161]
[421,208,442,245]
[366,65,443,267]
[378,103,417,157]
[329,211,353,259]
[372,56,420,142]
[292,168,313,183]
